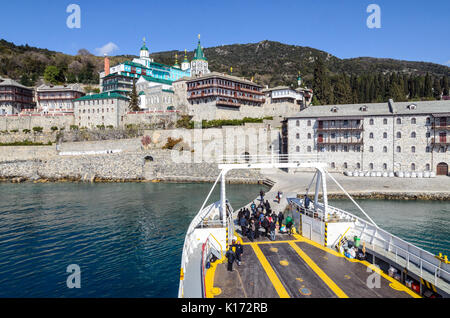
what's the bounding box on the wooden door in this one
[437,163,448,176]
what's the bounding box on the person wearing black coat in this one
[231,241,244,265]
[244,208,250,220]
[261,217,270,237]
[278,211,284,230]
[269,220,276,241]
[240,216,248,236]
[226,247,236,271]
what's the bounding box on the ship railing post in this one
[420,260,423,277]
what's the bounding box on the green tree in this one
[424,72,432,97]
[441,76,449,96]
[433,77,442,100]
[128,79,140,111]
[312,58,333,105]
[43,65,63,85]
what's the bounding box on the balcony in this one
[317,138,364,145]
[431,123,449,130]
[431,137,449,145]
[316,126,364,132]
[216,100,241,107]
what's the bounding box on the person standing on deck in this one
[244,208,250,220]
[260,190,265,202]
[226,247,236,271]
[277,211,284,231]
[304,194,311,209]
[240,216,248,236]
[269,219,276,241]
[248,219,256,242]
[231,239,243,266]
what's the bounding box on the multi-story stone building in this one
[186,72,264,107]
[0,79,35,115]
[284,99,450,175]
[36,83,85,113]
[73,92,129,128]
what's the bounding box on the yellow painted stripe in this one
[294,234,421,298]
[288,241,349,298]
[250,243,290,298]
[241,239,302,245]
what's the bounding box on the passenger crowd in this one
[225,190,294,272]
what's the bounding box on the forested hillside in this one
[1,39,448,104]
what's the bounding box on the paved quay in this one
[260,169,450,199]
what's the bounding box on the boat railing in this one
[340,214,450,286]
[289,198,449,286]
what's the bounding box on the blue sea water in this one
[0,182,448,297]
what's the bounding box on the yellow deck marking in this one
[280,260,289,266]
[292,234,421,298]
[205,256,225,298]
[288,241,349,298]
[242,239,302,245]
[250,243,290,298]
[270,247,279,252]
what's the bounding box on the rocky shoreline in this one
[2,175,449,201]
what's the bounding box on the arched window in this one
[369,133,374,139]
[343,162,348,169]
[411,146,416,153]
[383,146,387,153]
[383,163,387,170]
[397,118,402,124]
[411,163,416,171]
[369,119,374,125]
[426,146,430,153]
[331,162,335,168]
[296,120,299,126]
[307,120,311,126]
[383,132,387,138]
[383,118,388,125]
[369,146,374,152]
[296,146,300,152]
[425,164,430,171]
[307,146,312,152]
[411,118,416,124]
[307,133,311,139]
[411,132,416,138]
[369,163,374,170]
[396,132,401,138]
[426,132,430,138]
[426,117,431,124]
[397,146,401,153]
[296,133,300,139]
[356,163,361,169]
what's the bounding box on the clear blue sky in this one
[0,0,449,66]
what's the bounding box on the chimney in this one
[104,54,110,76]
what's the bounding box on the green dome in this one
[193,40,207,61]
[140,45,148,51]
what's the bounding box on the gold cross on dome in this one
[198,34,201,40]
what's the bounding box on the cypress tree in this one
[433,77,442,100]
[129,79,140,111]
[442,76,449,96]
[424,73,432,97]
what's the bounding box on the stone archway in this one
[437,162,448,176]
